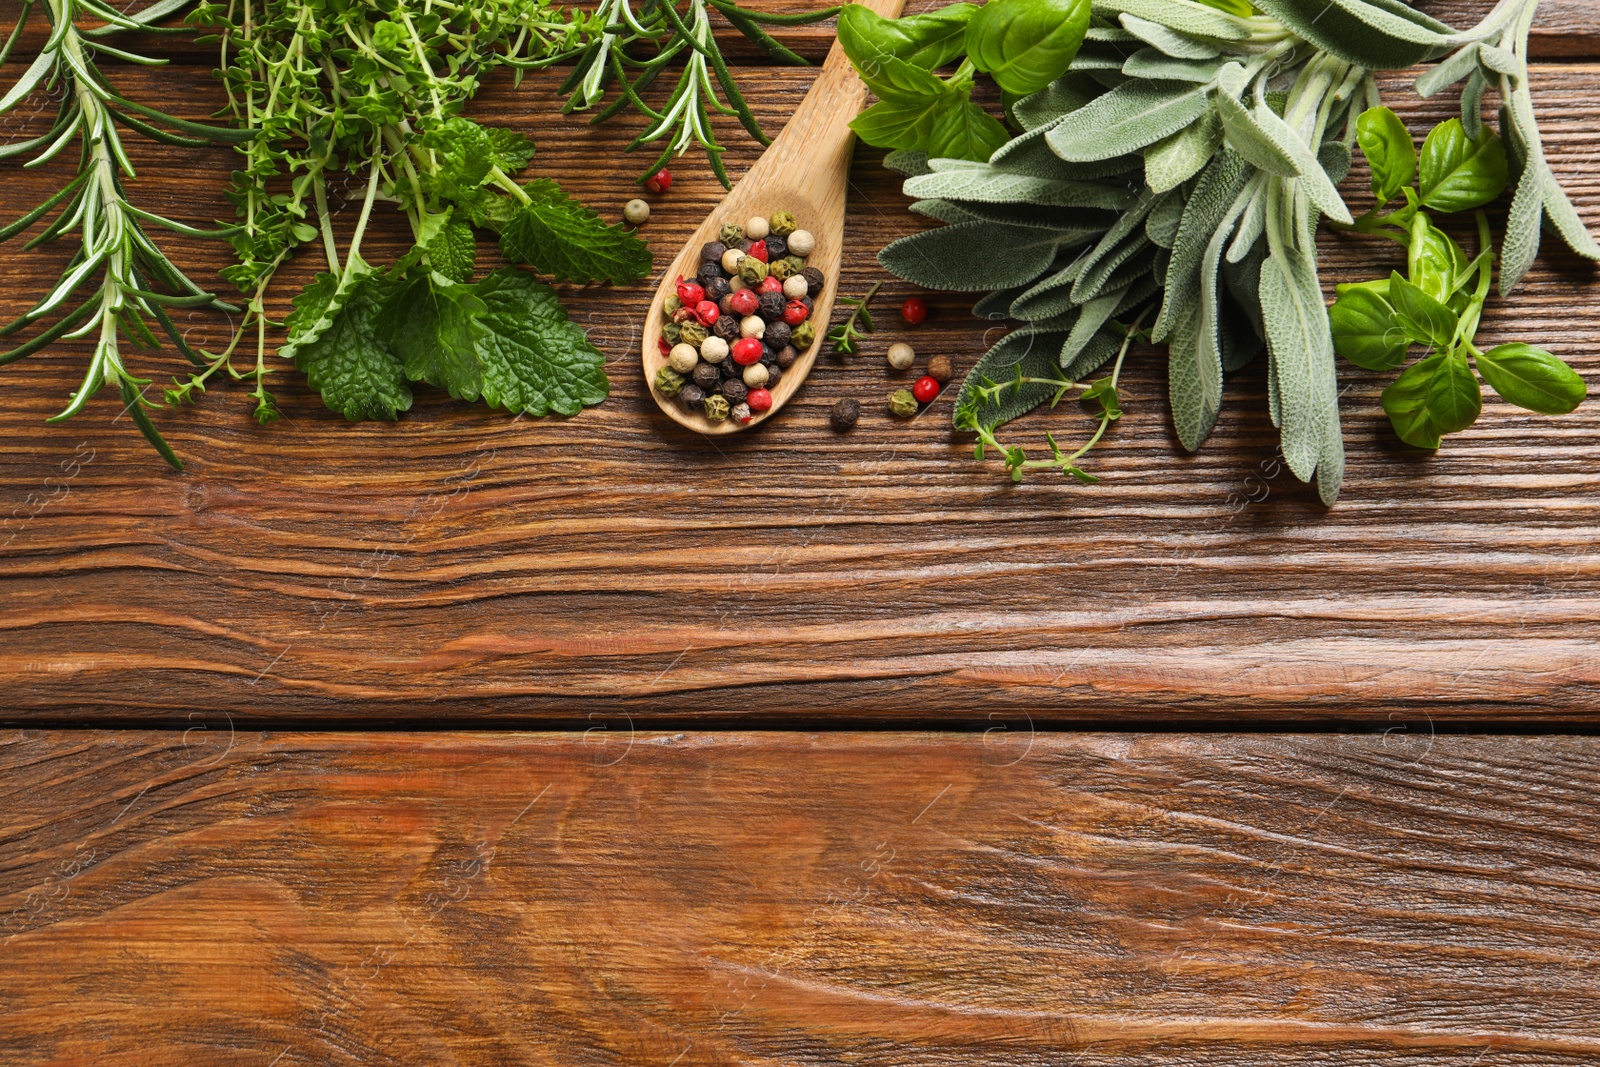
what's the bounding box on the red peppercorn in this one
[676,280,705,306]
[658,338,672,356]
[747,388,772,412]
[759,275,784,294]
[645,169,672,193]
[748,240,769,264]
[730,289,760,317]
[901,296,928,325]
[695,300,720,325]
[782,299,810,326]
[912,375,940,403]
[731,338,764,365]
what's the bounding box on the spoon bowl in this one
[641,0,905,433]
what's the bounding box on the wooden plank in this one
[1,66,1599,722]
[2,729,1598,1064]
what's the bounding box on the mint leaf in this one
[382,269,489,401]
[499,179,653,285]
[283,270,412,421]
[485,126,536,172]
[420,117,494,202]
[427,217,478,282]
[473,268,609,416]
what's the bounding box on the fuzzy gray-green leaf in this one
[1047,80,1214,162]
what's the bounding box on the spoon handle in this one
[747,0,909,192]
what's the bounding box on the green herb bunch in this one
[839,0,1090,163]
[856,0,1597,501]
[1331,106,1585,448]
[560,0,841,187]
[170,0,651,435]
[0,0,256,466]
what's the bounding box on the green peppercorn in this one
[769,258,795,281]
[664,294,681,316]
[780,255,805,278]
[769,210,797,237]
[655,366,685,397]
[739,257,768,286]
[662,321,682,344]
[718,222,744,246]
[624,198,650,226]
[791,320,816,349]
[680,321,709,347]
[703,394,731,423]
[888,388,918,418]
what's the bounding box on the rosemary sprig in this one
[826,279,881,355]
[0,0,249,467]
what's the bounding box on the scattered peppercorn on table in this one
[4,2,1600,1064]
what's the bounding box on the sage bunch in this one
[864,0,1598,502]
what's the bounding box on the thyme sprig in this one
[826,279,880,355]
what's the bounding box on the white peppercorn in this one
[740,315,765,340]
[700,335,729,363]
[668,343,700,374]
[783,274,808,300]
[721,248,745,274]
[745,215,770,240]
[788,229,816,256]
[887,342,915,371]
[728,274,748,293]
[743,362,770,388]
[624,198,650,225]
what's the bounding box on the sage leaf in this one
[1217,91,1302,179]
[1250,0,1449,69]
[1118,13,1221,59]
[904,167,1137,210]
[1415,43,1479,99]
[1094,0,1250,41]
[956,327,1072,428]
[1011,74,1100,131]
[1144,107,1222,194]
[1123,49,1226,84]
[1047,80,1213,162]
[1260,239,1342,497]
[1153,151,1250,342]
[1474,342,1588,414]
[879,222,1071,290]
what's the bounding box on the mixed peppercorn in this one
[654,210,823,426]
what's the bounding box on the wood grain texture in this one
[2,729,1599,1065]
[1,45,1599,720]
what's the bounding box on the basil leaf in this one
[1381,353,1446,450]
[842,2,978,70]
[1417,119,1508,213]
[928,94,1012,162]
[1474,342,1588,414]
[837,7,951,102]
[1388,272,1458,347]
[1329,285,1408,370]
[851,92,949,150]
[1425,347,1482,435]
[966,0,1091,97]
[1355,106,1415,203]
[1407,214,1467,304]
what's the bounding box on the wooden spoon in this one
[641,0,907,433]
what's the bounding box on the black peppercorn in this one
[701,240,726,264]
[775,344,797,368]
[720,357,742,380]
[738,238,755,253]
[765,234,788,260]
[697,261,722,287]
[797,294,814,315]
[704,276,731,302]
[721,379,748,403]
[678,383,706,411]
[766,320,792,350]
[713,314,740,341]
[758,291,786,322]
[830,398,860,432]
[693,362,720,390]
[764,362,782,389]
[718,293,735,316]
[801,266,825,297]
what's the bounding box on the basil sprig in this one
[1332,108,1585,449]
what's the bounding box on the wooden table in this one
[2,2,1599,1062]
